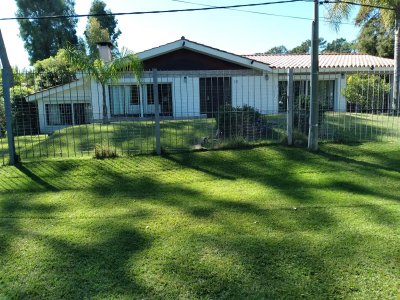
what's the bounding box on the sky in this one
[0,0,360,69]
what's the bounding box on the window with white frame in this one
[45,104,73,125]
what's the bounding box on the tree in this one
[356,16,394,58]
[15,0,78,64]
[33,49,77,89]
[290,38,327,54]
[85,17,111,58]
[64,46,143,123]
[84,0,121,57]
[323,38,355,53]
[325,0,400,110]
[264,45,288,54]
[343,74,391,111]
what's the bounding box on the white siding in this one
[232,74,277,114]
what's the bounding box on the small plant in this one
[94,143,118,159]
[216,104,262,139]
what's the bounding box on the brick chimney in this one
[96,41,113,62]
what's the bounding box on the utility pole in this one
[0,29,16,165]
[308,0,319,151]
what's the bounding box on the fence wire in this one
[0,68,399,164]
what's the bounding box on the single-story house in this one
[27,37,395,134]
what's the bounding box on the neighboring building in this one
[27,37,395,134]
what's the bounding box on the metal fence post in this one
[0,29,16,165]
[287,68,294,146]
[152,68,161,155]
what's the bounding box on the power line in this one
[171,0,354,25]
[0,0,307,21]
[322,0,395,11]
[171,0,315,21]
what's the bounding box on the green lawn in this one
[1,117,286,162]
[321,112,400,142]
[1,142,399,299]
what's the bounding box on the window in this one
[278,80,335,112]
[146,84,173,116]
[45,104,72,125]
[130,85,140,105]
[109,85,141,116]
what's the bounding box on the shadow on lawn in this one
[1,143,400,298]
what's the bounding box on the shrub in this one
[216,104,262,139]
[343,74,391,111]
[94,143,118,159]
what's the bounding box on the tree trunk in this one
[393,8,400,113]
[101,83,109,124]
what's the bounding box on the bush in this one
[94,144,118,159]
[343,74,391,111]
[216,104,262,139]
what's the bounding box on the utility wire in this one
[323,0,395,11]
[0,0,306,21]
[171,0,315,21]
[171,0,354,25]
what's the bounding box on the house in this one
[27,37,395,134]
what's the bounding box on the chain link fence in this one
[0,68,399,164]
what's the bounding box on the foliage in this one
[343,74,391,110]
[323,38,355,53]
[324,0,400,108]
[0,70,35,135]
[64,45,143,123]
[356,16,394,58]
[85,17,112,58]
[94,143,118,159]
[216,104,262,139]
[85,0,121,57]
[15,0,78,64]
[264,45,288,54]
[33,49,77,89]
[290,38,327,54]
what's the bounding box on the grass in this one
[1,117,286,162]
[0,142,400,299]
[321,112,400,142]
[1,113,399,163]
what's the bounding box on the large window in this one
[46,104,72,125]
[109,85,141,116]
[278,80,335,112]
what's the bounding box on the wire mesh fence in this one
[0,67,399,164]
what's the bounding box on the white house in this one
[27,37,395,134]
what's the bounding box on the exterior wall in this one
[36,82,92,134]
[232,73,277,114]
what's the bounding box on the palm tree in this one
[63,45,143,123]
[325,0,400,110]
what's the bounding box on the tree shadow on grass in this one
[1,144,400,298]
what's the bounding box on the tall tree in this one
[85,17,111,58]
[15,0,78,64]
[84,0,121,57]
[325,0,400,109]
[323,38,355,53]
[356,16,394,58]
